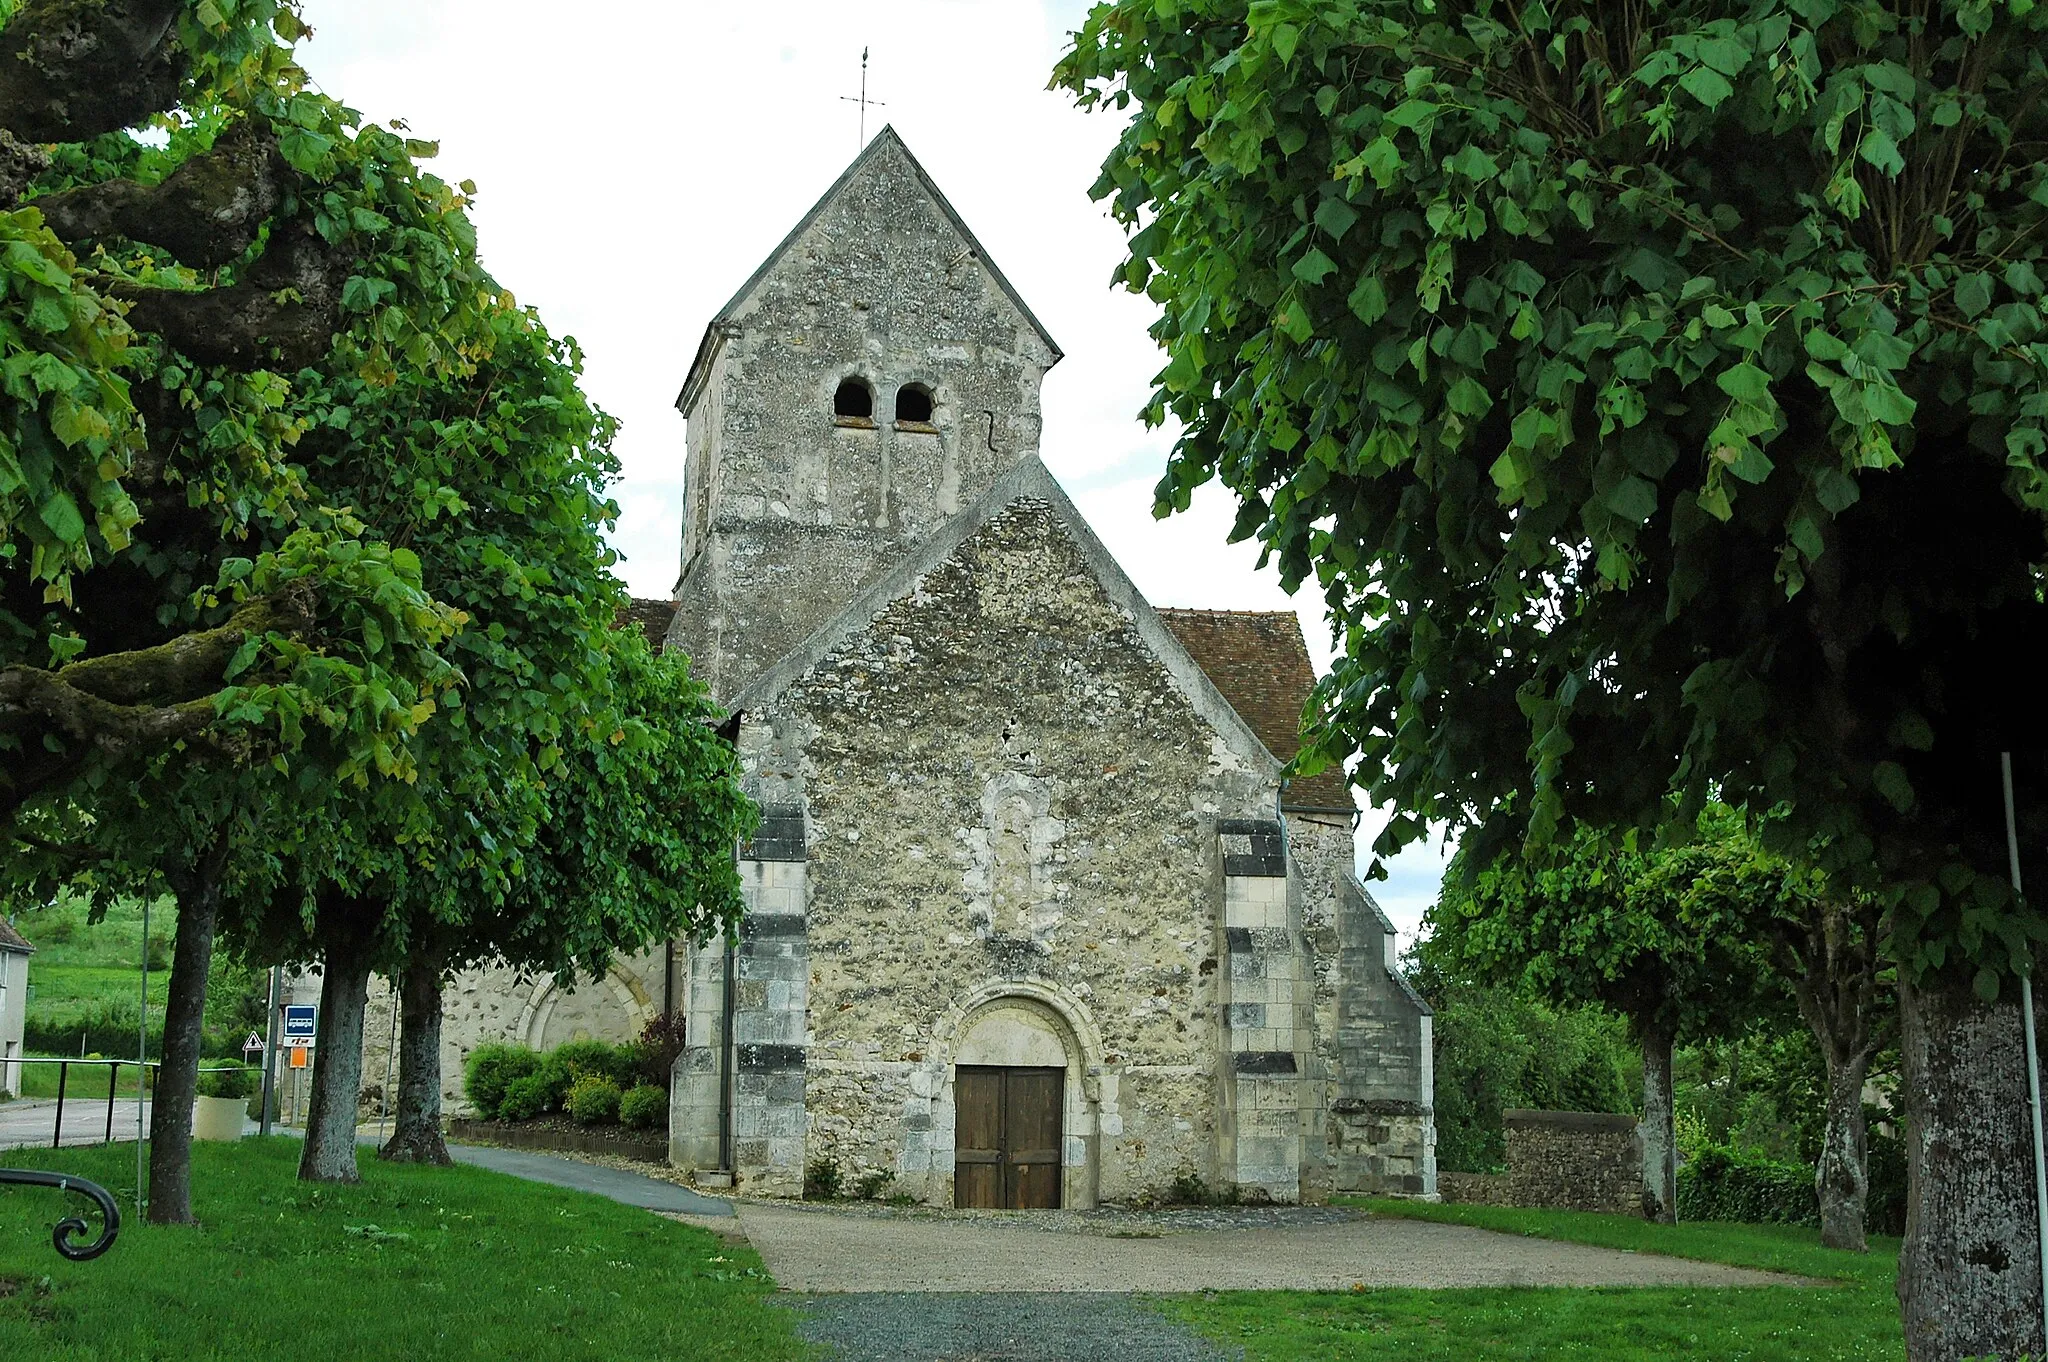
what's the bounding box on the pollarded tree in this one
[377,627,752,1167]
[1430,822,1774,1221]
[1,0,478,823]
[1633,833,1891,1251]
[1059,4,2048,1351]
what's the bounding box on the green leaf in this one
[1447,146,1499,182]
[1716,362,1772,405]
[1314,197,1360,241]
[37,491,85,544]
[1857,127,1905,176]
[1293,248,1338,286]
[1605,475,1659,524]
[1955,272,1994,318]
[1873,761,1916,813]
[1678,68,1735,108]
[1348,275,1388,326]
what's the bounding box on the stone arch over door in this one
[516,966,656,1051]
[931,979,1110,1210]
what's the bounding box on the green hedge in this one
[25,1003,245,1062]
[1678,1145,1817,1227]
[1678,1136,1907,1236]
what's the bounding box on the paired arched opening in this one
[831,377,938,430]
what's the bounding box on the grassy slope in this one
[1160,1199,1902,1362]
[0,1139,804,1362]
[8,896,170,1034]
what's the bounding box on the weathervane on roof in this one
[839,47,887,151]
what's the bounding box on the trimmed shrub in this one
[619,1083,667,1130]
[198,1064,257,1100]
[499,1073,551,1122]
[567,1074,622,1126]
[1677,1144,1817,1227]
[535,1040,631,1110]
[464,1043,541,1120]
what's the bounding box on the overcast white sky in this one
[293,0,1452,940]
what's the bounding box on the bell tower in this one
[668,128,1062,705]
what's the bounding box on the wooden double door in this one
[954,1066,1063,1209]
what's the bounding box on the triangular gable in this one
[676,125,1064,416]
[732,456,1284,783]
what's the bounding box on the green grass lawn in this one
[1159,1199,1902,1361]
[0,1138,805,1361]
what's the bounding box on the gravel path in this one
[783,1293,1241,1362]
[735,1201,1800,1293]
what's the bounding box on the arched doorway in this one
[943,994,1091,1209]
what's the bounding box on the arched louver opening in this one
[895,384,935,426]
[833,378,874,422]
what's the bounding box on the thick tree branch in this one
[0,582,315,817]
[36,120,290,268]
[121,218,352,370]
[0,0,183,144]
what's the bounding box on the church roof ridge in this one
[729,455,1284,785]
[676,125,1064,416]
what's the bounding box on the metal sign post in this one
[2000,752,2048,1361]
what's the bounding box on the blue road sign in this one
[282,1004,317,1045]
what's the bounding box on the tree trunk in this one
[1898,968,2044,1362]
[146,854,224,1224]
[1817,1046,1874,1253]
[1640,1021,1677,1224]
[297,938,373,1184]
[379,952,450,1166]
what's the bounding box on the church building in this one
[654,128,1436,1207]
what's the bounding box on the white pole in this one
[136,899,148,1216]
[2000,751,2048,1358]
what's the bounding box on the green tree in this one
[1059,1,2047,1348]
[1431,823,1772,1220]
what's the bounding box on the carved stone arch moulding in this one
[515,965,656,1050]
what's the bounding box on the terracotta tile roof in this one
[0,918,32,953]
[619,598,676,652]
[1157,609,1356,813]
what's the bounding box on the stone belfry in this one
[668,127,1063,705]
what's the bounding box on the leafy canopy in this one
[1058,0,2048,987]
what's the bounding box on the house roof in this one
[0,918,32,954]
[1156,609,1355,814]
[675,125,1063,416]
[620,598,676,653]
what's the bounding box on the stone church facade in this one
[652,129,1436,1207]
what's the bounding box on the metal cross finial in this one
[839,46,887,150]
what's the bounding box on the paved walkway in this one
[447,1143,733,1217]
[0,1097,153,1152]
[733,1202,1797,1293]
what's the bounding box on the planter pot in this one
[193,1095,247,1141]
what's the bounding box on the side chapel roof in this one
[1157,610,1356,814]
[675,125,1063,416]
[0,918,32,954]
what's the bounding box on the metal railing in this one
[10,1057,251,1149]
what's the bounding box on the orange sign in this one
[289,1046,310,1069]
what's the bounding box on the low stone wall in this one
[1439,1110,1642,1217]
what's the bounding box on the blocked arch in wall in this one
[931,979,1110,1209]
[515,966,656,1051]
